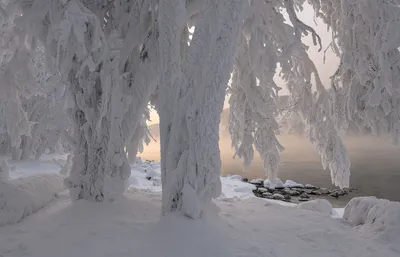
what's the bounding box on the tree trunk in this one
[158,0,246,218]
[157,0,187,214]
[64,68,131,201]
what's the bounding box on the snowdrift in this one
[344,197,400,252]
[0,174,64,226]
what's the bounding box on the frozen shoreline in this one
[1,155,399,257]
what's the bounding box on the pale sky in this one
[148,4,339,125]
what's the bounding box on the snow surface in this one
[0,158,398,256]
[0,174,63,226]
[298,199,332,215]
[0,191,398,257]
[220,175,256,199]
[331,208,345,219]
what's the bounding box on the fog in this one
[139,126,400,205]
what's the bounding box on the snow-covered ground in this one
[0,156,398,257]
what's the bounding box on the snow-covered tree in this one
[227,0,350,188]
[15,0,158,201]
[310,0,400,145]
[0,1,37,157]
[0,16,67,161]
[9,47,68,160]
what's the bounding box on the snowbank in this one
[0,174,64,226]
[219,176,256,200]
[298,199,332,215]
[344,197,400,252]
[344,197,389,226]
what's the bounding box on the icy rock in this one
[305,184,318,189]
[263,179,272,188]
[250,178,264,185]
[298,199,332,215]
[300,193,310,199]
[242,177,249,182]
[310,190,321,195]
[264,178,284,189]
[319,188,330,195]
[283,188,300,196]
[304,189,313,194]
[257,187,269,193]
[284,180,304,188]
[271,193,285,200]
[262,192,272,198]
[330,191,339,198]
[283,195,291,201]
[330,189,346,198]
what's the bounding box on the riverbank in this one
[1,157,399,257]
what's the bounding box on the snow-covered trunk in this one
[157,0,187,213]
[64,68,130,201]
[183,0,246,216]
[159,0,246,218]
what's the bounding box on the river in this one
[139,134,400,207]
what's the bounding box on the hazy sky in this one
[148,4,339,125]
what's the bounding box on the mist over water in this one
[140,127,400,206]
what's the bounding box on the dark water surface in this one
[140,134,400,207]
